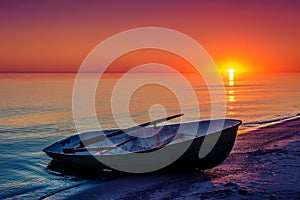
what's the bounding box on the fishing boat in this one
[43,114,242,172]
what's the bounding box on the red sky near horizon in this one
[0,0,299,73]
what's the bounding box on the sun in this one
[218,60,246,75]
[228,68,235,73]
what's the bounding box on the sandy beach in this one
[45,117,300,200]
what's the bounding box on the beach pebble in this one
[238,188,249,195]
[224,182,238,189]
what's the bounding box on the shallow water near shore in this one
[0,72,299,199]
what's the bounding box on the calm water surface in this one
[0,72,299,199]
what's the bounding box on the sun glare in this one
[228,68,235,73]
[219,60,245,74]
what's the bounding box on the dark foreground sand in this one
[46,117,300,200]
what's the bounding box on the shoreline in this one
[239,113,300,134]
[45,116,300,199]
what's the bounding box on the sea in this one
[0,72,299,199]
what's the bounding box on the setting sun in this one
[218,60,246,75]
[228,68,235,74]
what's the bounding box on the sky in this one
[0,0,299,73]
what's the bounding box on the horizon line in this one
[0,70,300,74]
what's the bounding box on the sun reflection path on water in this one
[228,68,235,86]
[227,68,235,116]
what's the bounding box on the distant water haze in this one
[1,72,299,130]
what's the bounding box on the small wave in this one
[243,114,299,128]
[0,106,61,119]
[39,182,87,200]
[0,185,45,200]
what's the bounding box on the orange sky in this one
[0,0,299,73]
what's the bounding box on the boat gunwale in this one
[43,119,242,158]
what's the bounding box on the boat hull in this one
[44,120,240,172]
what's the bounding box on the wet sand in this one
[46,117,300,199]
